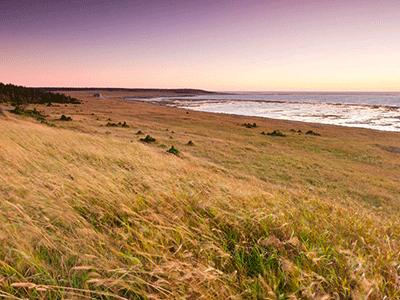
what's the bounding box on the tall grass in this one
[1,111,400,299]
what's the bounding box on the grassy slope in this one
[1,92,400,299]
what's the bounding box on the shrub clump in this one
[290,129,302,134]
[242,122,258,128]
[11,107,47,121]
[306,130,321,136]
[186,140,195,146]
[60,114,72,121]
[263,130,286,137]
[166,145,180,155]
[106,121,129,127]
[140,135,156,143]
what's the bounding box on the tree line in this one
[0,82,80,106]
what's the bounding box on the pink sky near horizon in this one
[1,0,400,91]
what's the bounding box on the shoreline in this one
[125,96,400,133]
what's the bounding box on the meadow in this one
[1,90,400,299]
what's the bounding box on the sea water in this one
[127,93,400,132]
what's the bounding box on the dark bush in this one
[306,130,321,136]
[166,145,180,155]
[186,140,195,146]
[106,121,129,128]
[11,107,47,121]
[60,115,72,121]
[242,122,257,128]
[140,135,156,143]
[266,130,286,137]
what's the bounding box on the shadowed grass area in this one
[1,92,400,299]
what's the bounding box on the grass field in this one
[1,91,400,299]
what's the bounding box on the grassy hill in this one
[1,90,400,299]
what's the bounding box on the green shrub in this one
[242,122,257,128]
[140,135,156,143]
[266,130,286,137]
[166,145,180,155]
[105,121,129,128]
[187,140,195,146]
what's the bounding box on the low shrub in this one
[187,140,195,146]
[166,145,180,155]
[306,130,321,136]
[11,107,47,121]
[60,114,72,121]
[106,121,129,127]
[242,122,257,128]
[265,130,286,137]
[140,135,156,143]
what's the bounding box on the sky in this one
[1,0,400,91]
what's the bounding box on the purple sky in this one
[1,0,400,91]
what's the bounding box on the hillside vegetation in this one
[1,91,400,299]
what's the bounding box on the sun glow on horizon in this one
[1,0,399,91]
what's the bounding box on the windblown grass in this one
[1,94,400,299]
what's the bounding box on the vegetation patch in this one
[140,135,156,143]
[10,106,47,121]
[106,121,129,127]
[186,140,195,146]
[60,114,73,121]
[166,145,180,155]
[242,122,258,128]
[41,120,56,127]
[136,130,144,135]
[290,129,302,133]
[262,130,286,137]
[306,130,321,136]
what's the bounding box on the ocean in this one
[127,92,400,132]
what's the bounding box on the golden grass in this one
[1,91,400,299]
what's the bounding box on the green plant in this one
[166,145,180,155]
[242,122,257,128]
[140,135,156,143]
[106,121,129,128]
[266,130,286,137]
[187,140,195,146]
